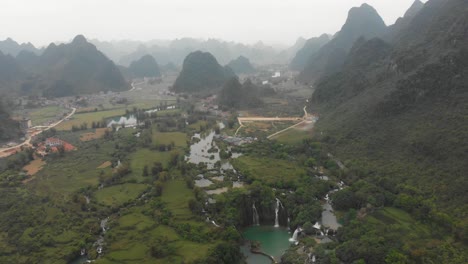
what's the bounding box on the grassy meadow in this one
[231,155,305,186]
[28,105,68,126]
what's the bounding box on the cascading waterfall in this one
[252,203,260,226]
[100,217,109,233]
[287,217,290,230]
[211,220,220,227]
[289,227,301,242]
[274,198,283,227]
[313,221,321,230]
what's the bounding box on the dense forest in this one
[218,78,275,110]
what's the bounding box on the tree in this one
[57,145,65,157]
[385,250,408,264]
[205,242,243,264]
[151,162,163,176]
[153,181,163,196]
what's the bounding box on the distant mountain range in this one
[172,51,236,93]
[0,38,41,57]
[91,38,296,67]
[0,35,129,97]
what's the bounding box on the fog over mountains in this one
[0,1,467,263]
[0,35,128,98]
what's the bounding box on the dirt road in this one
[0,107,76,155]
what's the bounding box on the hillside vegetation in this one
[302,0,468,262]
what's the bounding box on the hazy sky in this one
[1,0,423,47]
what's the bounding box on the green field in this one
[129,149,172,182]
[188,120,208,131]
[118,213,154,231]
[273,128,312,145]
[56,109,126,130]
[232,155,305,186]
[152,131,187,148]
[95,183,148,207]
[161,180,195,221]
[28,105,68,126]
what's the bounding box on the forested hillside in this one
[0,100,22,141]
[172,51,236,93]
[304,0,468,262]
[128,54,161,78]
[299,4,387,83]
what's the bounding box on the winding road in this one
[0,107,76,155]
[235,105,313,138]
[129,81,145,91]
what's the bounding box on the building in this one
[45,138,62,147]
[12,117,32,130]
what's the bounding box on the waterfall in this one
[252,203,260,226]
[287,217,290,230]
[274,198,281,227]
[274,198,284,227]
[211,220,220,227]
[313,221,321,230]
[100,217,109,233]
[289,227,301,242]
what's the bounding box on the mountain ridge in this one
[299,3,387,83]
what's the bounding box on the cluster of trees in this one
[71,122,90,131]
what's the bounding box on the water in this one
[107,115,137,127]
[240,243,271,264]
[187,126,241,170]
[144,105,176,114]
[242,226,292,262]
[187,131,219,169]
[68,256,89,264]
[100,218,109,233]
[194,178,213,187]
[206,187,228,195]
[211,176,225,181]
[320,200,341,230]
[233,181,244,188]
